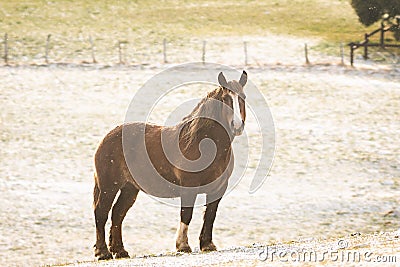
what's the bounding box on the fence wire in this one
[1,34,399,66]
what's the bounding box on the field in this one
[1,1,400,266]
[1,0,369,41]
[63,231,400,266]
[1,64,399,266]
[1,0,398,64]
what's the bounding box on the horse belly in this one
[122,123,181,198]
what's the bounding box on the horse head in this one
[218,71,247,136]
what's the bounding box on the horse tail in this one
[93,173,100,208]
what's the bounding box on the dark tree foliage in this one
[351,0,400,26]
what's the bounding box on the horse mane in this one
[180,87,224,151]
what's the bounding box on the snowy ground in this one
[0,36,399,266]
[62,231,400,267]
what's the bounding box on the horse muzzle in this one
[231,121,245,136]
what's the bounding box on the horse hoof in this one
[200,241,217,252]
[97,252,113,261]
[177,244,192,253]
[115,250,130,259]
[110,245,130,258]
[95,246,113,261]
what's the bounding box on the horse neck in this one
[184,118,233,146]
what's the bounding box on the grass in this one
[0,0,397,60]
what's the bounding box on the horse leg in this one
[176,194,196,253]
[199,197,222,252]
[94,183,119,260]
[109,183,139,259]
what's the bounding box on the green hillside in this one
[0,0,388,61]
[0,1,378,41]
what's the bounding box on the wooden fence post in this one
[340,42,344,65]
[45,34,51,64]
[118,41,123,64]
[304,43,310,64]
[202,40,206,64]
[4,33,8,65]
[163,38,167,63]
[363,33,369,60]
[244,41,248,66]
[89,35,97,63]
[350,44,354,66]
[380,26,385,48]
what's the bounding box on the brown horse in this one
[93,71,247,260]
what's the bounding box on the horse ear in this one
[239,70,247,87]
[218,72,228,88]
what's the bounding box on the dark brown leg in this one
[199,197,221,252]
[176,194,196,253]
[94,184,119,261]
[109,183,139,259]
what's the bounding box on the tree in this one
[351,0,400,26]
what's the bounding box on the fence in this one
[1,33,398,67]
[349,18,400,66]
